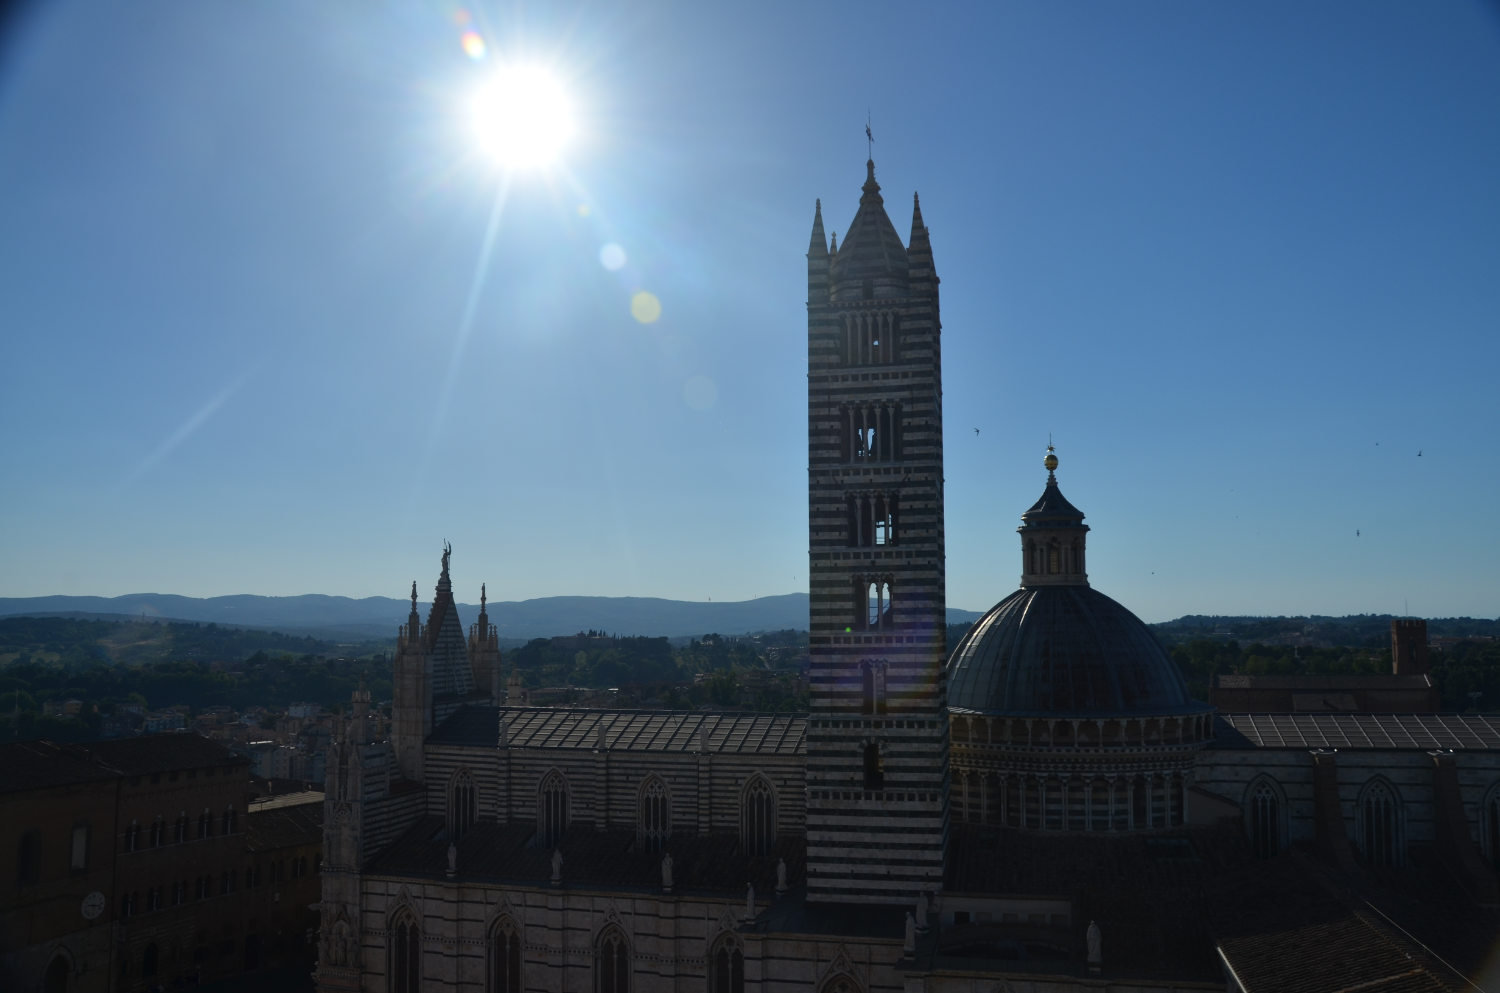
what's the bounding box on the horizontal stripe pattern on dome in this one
[947,585,1198,716]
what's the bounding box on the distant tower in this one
[804,159,949,905]
[1391,618,1430,675]
[391,544,478,780]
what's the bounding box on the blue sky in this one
[2,1,1497,622]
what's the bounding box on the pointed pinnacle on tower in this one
[809,199,827,258]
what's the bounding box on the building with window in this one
[314,159,1500,993]
[1,735,322,993]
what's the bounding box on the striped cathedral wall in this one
[353,878,913,993]
[420,742,806,837]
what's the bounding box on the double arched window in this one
[638,777,671,851]
[1357,778,1403,867]
[388,910,421,993]
[488,916,521,993]
[740,776,776,855]
[538,770,569,849]
[709,933,744,993]
[450,769,477,841]
[595,926,630,993]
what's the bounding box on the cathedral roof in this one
[947,585,1199,716]
[1213,711,1500,750]
[828,159,909,298]
[429,705,806,755]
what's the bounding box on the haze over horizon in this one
[2,2,1497,623]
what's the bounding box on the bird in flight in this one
[974,428,980,436]
[1356,529,1361,537]
[1418,450,1423,457]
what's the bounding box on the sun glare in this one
[470,65,575,170]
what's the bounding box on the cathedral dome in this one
[946,446,1201,718]
[947,585,1197,716]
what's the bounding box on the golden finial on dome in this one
[1044,443,1058,473]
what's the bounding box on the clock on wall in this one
[81,891,105,920]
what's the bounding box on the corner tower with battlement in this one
[804,159,950,905]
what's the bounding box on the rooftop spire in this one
[808,199,827,257]
[862,158,882,204]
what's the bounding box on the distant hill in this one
[0,593,986,641]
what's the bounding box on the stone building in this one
[1,734,323,993]
[315,159,1500,993]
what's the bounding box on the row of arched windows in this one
[955,770,1186,831]
[1244,775,1412,866]
[384,913,754,993]
[444,769,779,855]
[123,807,236,852]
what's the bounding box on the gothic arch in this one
[637,775,671,851]
[537,768,571,848]
[42,945,77,993]
[1483,781,1500,869]
[1355,776,1404,867]
[1243,775,1287,859]
[819,973,864,993]
[387,906,421,993]
[449,767,477,841]
[595,923,630,993]
[487,913,522,993]
[740,774,776,855]
[708,931,744,993]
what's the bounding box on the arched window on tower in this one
[1246,777,1284,858]
[863,741,884,791]
[855,578,893,630]
[389,910,421,993]
[488,916,522,993]
[449,769,477,842]
[637,776,671,851]
[596,925,630,993]
[740,776,776,855]
[861,660,887,715]
[538,770,570,849]
[1357,779,1403,867]
[709,933,744,993]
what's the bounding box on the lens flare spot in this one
[461,31,486,60]
[630,291,662,324]
[683,376,717,410]
[600,243,626,271]
[454,8,472,26]
[577,203,591,218]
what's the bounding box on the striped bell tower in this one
[804,159,950,905]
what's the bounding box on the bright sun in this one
[470,65,575,170]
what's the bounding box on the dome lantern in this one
[1019,444,1089,588]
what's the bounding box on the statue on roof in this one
[442,541,451,574]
